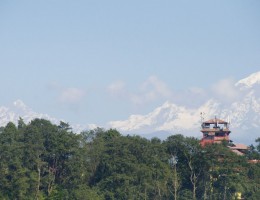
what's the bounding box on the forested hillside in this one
[0,118,259,200]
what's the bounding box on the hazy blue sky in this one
[0,0,259,125]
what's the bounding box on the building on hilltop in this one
[200,117,231,146]
[199,117,258,199]
[200,117,248,156]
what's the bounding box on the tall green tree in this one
[0,122,29,199]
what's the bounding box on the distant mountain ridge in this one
[0,71,259,144]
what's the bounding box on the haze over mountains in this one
[1,71,259,144]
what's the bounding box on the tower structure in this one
[200,117,231,146]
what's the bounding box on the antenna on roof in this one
[227,115,231,124]
[200,112,205,124]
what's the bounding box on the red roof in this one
[231,149,244,156]
[203,118,228,124]
[229,143,248,150]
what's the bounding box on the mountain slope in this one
[235,71,260,89]
[108,100,220,133]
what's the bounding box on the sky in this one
[0,0,260,126]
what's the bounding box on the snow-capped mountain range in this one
[108,71,260,144]
[0,100,93,133]
[0,100,59,126]
[0,71,259,144]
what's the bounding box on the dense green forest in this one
[0,118,259,200]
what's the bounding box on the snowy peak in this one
[108,102,175,132]
[13,99,30,111]
[109,71,260,135]
[0,100,58,127]
[0,100,96,133]
[13,99,27,109]
[235,71,260,89]
[109,100,217,133]
[108,73,260,143]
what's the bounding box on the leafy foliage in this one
[0,119,259,199]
